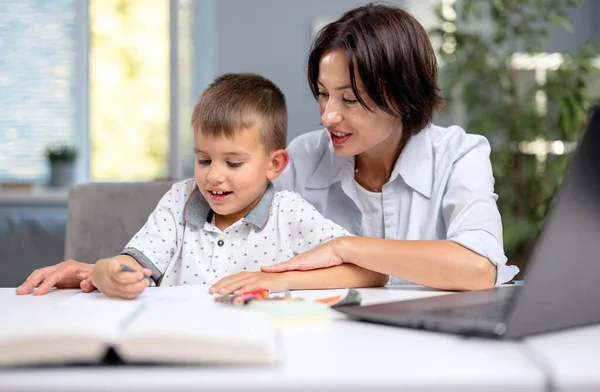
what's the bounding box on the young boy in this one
[88,73,386,299]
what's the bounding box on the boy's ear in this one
[266,149,289,181]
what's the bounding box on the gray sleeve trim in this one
[121,247,163,284]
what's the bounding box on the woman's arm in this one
[336,237,496,290]
[262,237,495,291]
[284,263,389,290]
[16,260,94,295]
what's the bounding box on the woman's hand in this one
[16,260,94,296]
[260,237,346,273]
[209,271,291,295]
[91,259,152,299]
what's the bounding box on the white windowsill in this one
[0,186,69,205]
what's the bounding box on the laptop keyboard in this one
[422,298,510,322]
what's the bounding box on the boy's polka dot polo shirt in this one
[122,179,350,286]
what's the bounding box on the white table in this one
[524,323,600,392]
[0,286,561,391]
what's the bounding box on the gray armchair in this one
[64,181,175,264]
[0,181,175,287]
[0,204,67,287]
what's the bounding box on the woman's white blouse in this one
[353,180,384,239]
[274,125,519,285]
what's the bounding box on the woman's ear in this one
[266,149,289,181]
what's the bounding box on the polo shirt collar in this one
[184,182,275,229]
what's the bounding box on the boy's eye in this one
[317,91,329,98]
[197,159,211,165]
[227,162,244,168]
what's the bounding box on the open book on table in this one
[0,301,277,367]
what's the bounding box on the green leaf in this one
[548,13,573,32]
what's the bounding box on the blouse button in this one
[217,239,224,247]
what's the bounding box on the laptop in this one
[336,112,600,339]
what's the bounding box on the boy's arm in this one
[91,255,153,299]
[98,254,148,273]
[211,262,387,295]
[121,181,190,284]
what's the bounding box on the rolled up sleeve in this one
[442,138,519,285]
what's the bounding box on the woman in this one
[261,3,519,290]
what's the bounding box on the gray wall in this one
[545,0,599,52]
[190,0,600,144]
[595,1,600,45]
[192,0,407,143]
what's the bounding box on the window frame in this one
[76,0,183,183]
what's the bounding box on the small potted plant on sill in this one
[45,145,77,188]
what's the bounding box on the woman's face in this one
[317,49,402,157]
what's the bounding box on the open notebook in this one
[0,301,277,366]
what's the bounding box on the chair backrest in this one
[64,181,175,263]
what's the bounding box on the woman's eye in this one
[343,97,358,104]
[317,91,329,98]
[197,159,211,165]
[227,162,244,168]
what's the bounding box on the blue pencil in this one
[120,264,153,282]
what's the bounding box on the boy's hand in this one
[209,272,289,295]
[16,260,93,296]
[91,259,152,299]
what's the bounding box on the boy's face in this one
[194,125,278,224]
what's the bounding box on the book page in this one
[1,301,138,342]
[59,286,350,308]
[117,303,278,364]
[59,285,216,308]
[0,302,139,366]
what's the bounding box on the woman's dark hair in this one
[308,3,443,138]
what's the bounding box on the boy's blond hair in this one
[192,73,287,152]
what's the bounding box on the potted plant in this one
[430,0,597,275]
[45,145,78,187]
